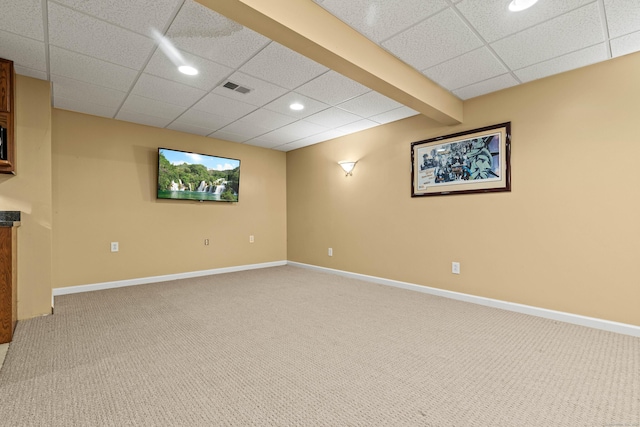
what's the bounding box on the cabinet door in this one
[0,60,11,113]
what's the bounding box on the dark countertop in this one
[0,211,20,227]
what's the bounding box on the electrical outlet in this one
[249,235,254,243]
[204,239,209,246]
[110,242,119,252]
[452,262,460,274]
[328,248,333,256]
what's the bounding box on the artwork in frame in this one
[411,122,511,197]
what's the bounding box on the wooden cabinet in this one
[0,225,17,344]
[0,58,15,174]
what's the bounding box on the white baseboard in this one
[52,261,287,300]
[287,261,640,338]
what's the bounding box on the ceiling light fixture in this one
[508,0,538,11]
[290,103,304,111]
[178,65,198,76]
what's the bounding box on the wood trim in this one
[0,58,15,174]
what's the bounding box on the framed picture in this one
[411,122,511,197]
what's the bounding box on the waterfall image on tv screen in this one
[157,148,240,202]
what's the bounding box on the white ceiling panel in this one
[54,96,118,118]
[143,48,233,91]
[217,120,272,140]
[604,0,640,39]
[0,0,44,40]
[256,121,328,144]
[243,138,281,149]
[337,119,378,134]
[116,110,174,128]
[174,109,234,131]
[304,108,362,128]
[211,72,288,107]
[382,8,483,70]
[0,30,47,72]
[337,91,403,118]
[52,74,127,108]
[53,0,182,36]
[296,71,370,106]
[50,46,138,92]
[453,74,519,100]
[131,73,206,108]
[611,31,640,58]
[192,93,257,120]
[491,3,604,70]
[515,44,608,83]
[263,92,330,119]
[369,106,419,124]
[456,0,593,43]
[234,109,296,131]
[166,0,269,68]
[48,3,155,69]
[120,94,186,120]
[167,121,216,137]
[209,130,249,143]
[423,47,507,91]
[13,65,48,81]
[239,42,329,90]
[281,129,348,149]
[313,0,448,43]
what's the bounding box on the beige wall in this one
[52,110,287,288]
[287,52,640,327]
[0,76,53,319]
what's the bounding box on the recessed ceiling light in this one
[290,103,304,111]
[178,65,198,76]
[508,0,538,12]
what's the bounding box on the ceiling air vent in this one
[222,81,251,94]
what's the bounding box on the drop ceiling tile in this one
[0,0,44,40]
[611,31,640,58]
[131,74,206,108]
[369,106,420,124]
[296,71,370,105]
[256,121,328,144]
[234,109,296,131]
[491,3,604,70]
[515,44,608,83]
[263,92,330,119]
[52,74,127,108]
[175,109,235,131]
[209,130,250,143]
[54,96,118,118]
[286,129,348,147]
[211,72,288,107]
[0,30,47,72]
[116,110,174,128]
[167,121,215,137]
[54,0,182,36]
[382,8,483,70]
[239,42,329,90]
[14,66,48,81]
[337,119,379,134]
[604,0,640,38]
[143,48,233,91]
[243,138,281,149]
[120,95,186,120]
[217,121,271,140]
[192,93,257,120]
[423,47,507,91]
[453,74,519,100]
[166,0,270,68]
[48,2,155,69]
[50,46,137,92]
[304,108,362,128]
[457,0,593,43]
[337,92,403,118]
[314,0,448,43]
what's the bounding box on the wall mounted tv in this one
[157,148,240,202]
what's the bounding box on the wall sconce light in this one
[338,161,357,176]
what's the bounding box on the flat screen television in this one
[157,147,240,202]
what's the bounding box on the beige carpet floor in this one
[0,266,638,426]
